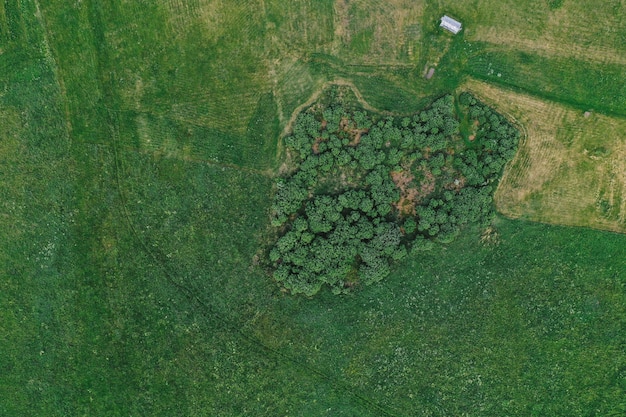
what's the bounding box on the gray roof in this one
[440,15,462,34]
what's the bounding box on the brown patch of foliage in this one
[391,170,418,215]
[391,166,436,216]
[312,138,323,154]
[468,119,480,141]
[340,117,369,146]
[419,169,436,197]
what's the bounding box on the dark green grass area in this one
[466,49,626,116]
[0,54,377,413]
[1,155,375,416]
[2,0,626,415]
[256,219,626,415]
[114,151,275,316]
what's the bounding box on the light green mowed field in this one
[1,0,626,415]
[463,79,626,233]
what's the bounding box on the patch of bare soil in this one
[339,117,369,146]
[391,166,436,215]
[312,137,324,154]
[391,170,418,215]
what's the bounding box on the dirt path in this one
[281,79,391,138]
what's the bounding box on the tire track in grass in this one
[82,2,401,415]
[109,113,401,417]
[33,0,73,150]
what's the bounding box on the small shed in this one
[440,15,462,34]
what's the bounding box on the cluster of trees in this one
[268,93,519,296]
[456,92,521,187]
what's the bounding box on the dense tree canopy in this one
[268,91,520,295]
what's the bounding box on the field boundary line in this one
[32,0,73,150]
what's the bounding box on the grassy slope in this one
[1,0,626,416]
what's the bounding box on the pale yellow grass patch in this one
[462,79,626,233]
[334,0,350,45]
[332,0,424,63]
[166,0,229,39]
[470,5,626,65]
[472,28,626,66]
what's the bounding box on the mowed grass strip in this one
[465,49,626,117]
[459,0,626,65]
[462,79,626,233]
[37,0,282,169]
[332,0,424,64]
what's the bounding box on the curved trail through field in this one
[281,78,392,138]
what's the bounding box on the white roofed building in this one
[440,15,462,34]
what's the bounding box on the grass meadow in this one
[1,0,625,415]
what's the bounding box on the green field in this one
[1,0,626,415]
